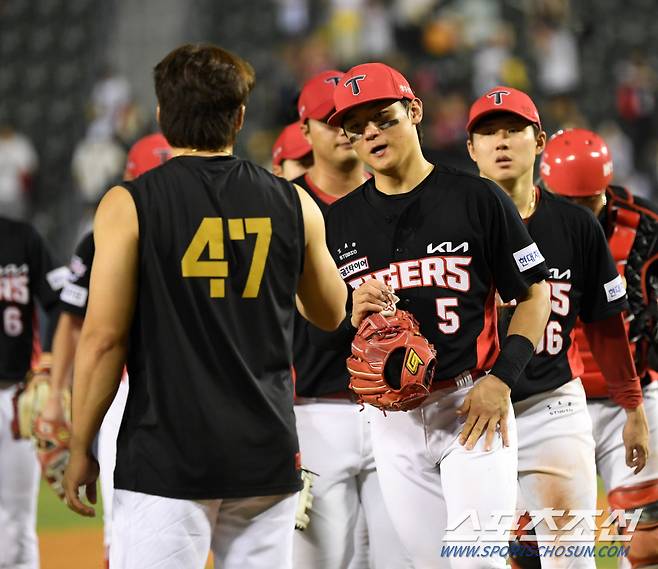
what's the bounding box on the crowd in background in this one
[1,0,657,261]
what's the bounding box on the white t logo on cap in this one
[487,90,511,105]
[345,75,367,96]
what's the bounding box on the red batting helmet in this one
[540,129,613,197]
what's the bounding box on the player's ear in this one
[535,130,547,156]
[409,98,423,125]
[300,120,311,144]
[156,105,160,125]
[272,163,283,177]
[466,136,477,162]
[235,104,246,133]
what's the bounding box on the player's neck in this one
[306,160,367,198]
[372,153,433,196]
[492,172,537,219]
[170,145,234,158]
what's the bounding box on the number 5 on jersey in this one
[181,217,272,298]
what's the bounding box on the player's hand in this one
[63,446,99,517]
[623,404,649,474]
[351,281,393,327]
[40,391,67,423]
[457,374,511,451]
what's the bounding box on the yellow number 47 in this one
[181,217,272,298]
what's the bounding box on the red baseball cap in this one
[272,121,312,166]
[298,70,344,122]
[327,63,415,127]
[124,133,172,179]
[467,86,541,133]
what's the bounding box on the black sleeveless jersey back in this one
[115,155,304,499]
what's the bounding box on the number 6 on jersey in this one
[181,216,272,298]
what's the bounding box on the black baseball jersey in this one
[504,188,628,402]
[325,165,549,382]
[292,174,351,396]
[60,232,94,317]
[0,217,61,381]
[115,155,305,500]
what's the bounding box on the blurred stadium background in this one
[1,0,657,262]
[1,0,654,566]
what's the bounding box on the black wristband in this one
[490,334,535,389]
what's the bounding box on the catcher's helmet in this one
[540,129,613,197]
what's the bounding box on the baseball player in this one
[40,132,172,566]
[466,88,649,569]
[290,70,407,569]
[272,121,313,180]
[541,128,658,569]
[62,43,347,569]
[0,217,64,568]
[324,62,551,569]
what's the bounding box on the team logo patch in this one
[487,89,511,105]
[60,283,88,308]
[513,243,545,272]
[324,76,341,86]
[339,256,369,279]
[404,348,424,375]
[345,75,367,96]
[604,275,626,302]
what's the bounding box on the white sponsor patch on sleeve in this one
[60,283,88,308]
[46,266,72,291]
[604,275,626,303]
[513,243,545,272]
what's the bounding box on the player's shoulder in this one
[432,163,515,206]
[0,215,33,232]
[540,188,603,238]
[326,179,370,216]
[541,187,597,219]
[0,216,42,245]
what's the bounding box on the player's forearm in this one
[70,329,126,453]
[49,312,82,393]
[583,313,643,409]
[507,281,551,346]
[489,281,551,389]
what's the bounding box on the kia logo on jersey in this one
[426,241,469,254]
[487,90,511,105]
[345,75,367,96]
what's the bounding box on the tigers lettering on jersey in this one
[0,264,30,304]
[346,256,472,291]
[325,166,549,382]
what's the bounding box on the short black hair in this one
[154,43,255,150]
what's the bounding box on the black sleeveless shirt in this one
[114,155,304,499]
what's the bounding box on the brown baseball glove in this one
[347,310,437,412]
[10,354,71,501]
